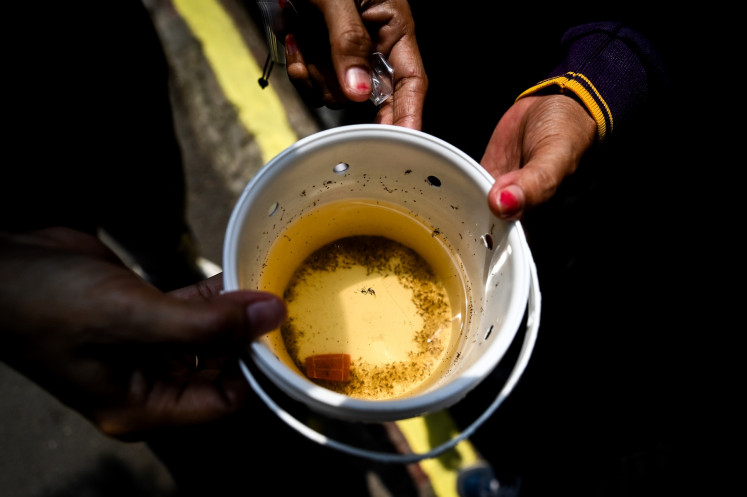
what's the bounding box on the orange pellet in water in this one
[305,354,351,382]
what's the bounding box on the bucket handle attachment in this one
[239,254,541,464]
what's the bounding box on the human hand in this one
[282,0,427,129]
[481,94,597,221]
[0,227,287,440]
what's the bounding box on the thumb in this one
[213,291,288,342]
[168,275,287,342]
[319,1,373,101]
[487,157,563,221]
[154,289,287,348]
[488,180,526,221]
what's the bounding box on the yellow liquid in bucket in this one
[259,199,468,400]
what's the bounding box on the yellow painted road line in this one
[397,412,480,497]
[173,0,297,164]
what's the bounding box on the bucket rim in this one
[224,124,533,421]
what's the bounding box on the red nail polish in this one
[498,189,521,217]
[346,67,372,95]
[285,33,298,55]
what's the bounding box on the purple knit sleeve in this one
[516,22,667,142]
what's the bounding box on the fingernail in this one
[247,298,287,334]
[346,67,372,95]
[496,185,523,219]
[284,33,297,55]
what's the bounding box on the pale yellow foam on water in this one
[281,235,453,399]
[288,263,423,364]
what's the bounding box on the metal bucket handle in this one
[238,242,541,464]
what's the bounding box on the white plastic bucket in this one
[223,124,541,462]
